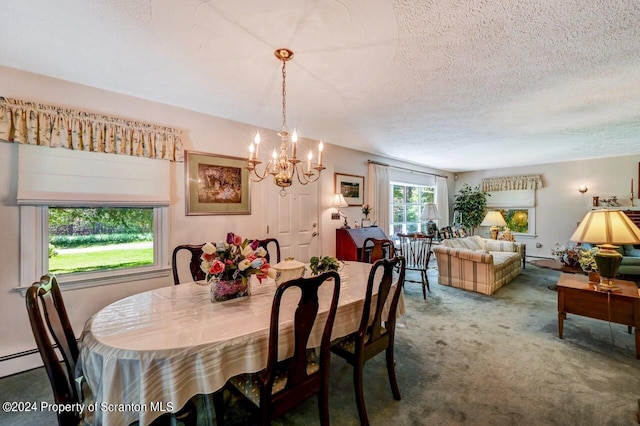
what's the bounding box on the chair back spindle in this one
[360,237,395,263]
[397,233,433,299]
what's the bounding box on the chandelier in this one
[247,48,325,194]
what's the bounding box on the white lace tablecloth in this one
[79,261,404,426]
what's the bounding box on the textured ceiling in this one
[1,0,639,172]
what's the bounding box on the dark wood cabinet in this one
[623,210,640,228]
[336,227,389,261]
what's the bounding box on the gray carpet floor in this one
[2,266,640,425]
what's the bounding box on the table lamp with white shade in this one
[420,203,442,236]
[570,209,640,291]
[332,193,350,229]
[481,210,507,239]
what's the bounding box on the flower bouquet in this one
[551,243,583,267]
[578,247,599,272]
[201,233,276,302]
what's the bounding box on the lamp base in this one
[341,217,350,229]
[596,276,621,292]
[593,245,623,292]
[490,226,499,240]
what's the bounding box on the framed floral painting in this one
[334,173,364,206]
[185,151,251,215]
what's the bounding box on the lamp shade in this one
[420,203,442,221]
[480,211,507,227]
[569,209,640,244]
[331,193,348,208]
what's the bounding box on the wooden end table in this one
[557,273,640,359]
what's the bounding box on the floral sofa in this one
[432,236,524,296]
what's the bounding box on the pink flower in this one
[202,252,216,262]
[209,260,225,275]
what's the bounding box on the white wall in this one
[455,156,640,259]
[0,65,453,376]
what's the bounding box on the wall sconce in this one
[331,193,350,229]
[578,184,588,194]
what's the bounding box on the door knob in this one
[312,232,318,237]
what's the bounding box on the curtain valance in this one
[0,97,183,161]
[481,175,542,192]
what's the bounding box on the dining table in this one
[78,260,405,426]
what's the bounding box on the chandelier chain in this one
[281,60,287,133]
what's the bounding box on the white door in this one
[266,182,319,262]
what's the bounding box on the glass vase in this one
[210,277,250,303]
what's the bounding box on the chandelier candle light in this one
[247,48,325,195]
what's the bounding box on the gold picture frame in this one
[334,173,364,206]
[185,151,251,215]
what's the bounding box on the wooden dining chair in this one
[331,256,406,426]
[254,238,282,264]
[26,275,82,426]
[171,243,206,284]
[27,275,199,426]
[226,271,341,425]
[397,233,433,299]
[360,237,395,263]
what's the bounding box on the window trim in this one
[486,207,536,238]
[16,205,170,295]
[389,181,436,236]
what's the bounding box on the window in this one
[499,209,530,234]
[17,145,171,291]
[486,190,536,236]
[20,205,170,291]
[390,183,435,236]
[48,207,155,274]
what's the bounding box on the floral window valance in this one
[0,97,183,161]
[481,175,542,191]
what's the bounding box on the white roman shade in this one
[17,144,170,206]
[486,190,535,208]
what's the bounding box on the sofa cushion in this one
[470,235,488,251]
[442,237,485,252]
[623,245,640,257]
[621,256,640,266]
[485,240,517,252]
[491,252,521,270]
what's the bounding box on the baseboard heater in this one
[0,338,80,363]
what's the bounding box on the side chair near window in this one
[26,275,198,426]
[360,237,395,263]
[171,243,206,285]
[254,238,282,264]
[26,275,82,426]
[397,233,434,299]
[331,256,406,426]
[225,271,341,426]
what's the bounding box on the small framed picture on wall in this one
[334,173,364,206]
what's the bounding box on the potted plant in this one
[361,204,372,227]
[309,256,343,275]
[453,184,489,235]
